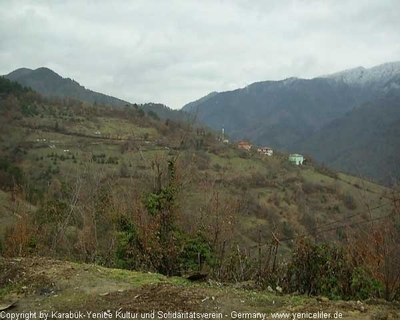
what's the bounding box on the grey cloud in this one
[1,0,400,109]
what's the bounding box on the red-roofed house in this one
[237,141,252,151]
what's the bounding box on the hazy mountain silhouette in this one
[182,62,400,184]
[6,67,130,107]
[5,67,190,121]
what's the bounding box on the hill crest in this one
[181,61,400,184]
[4,66,131,107]
[322,61,400,85]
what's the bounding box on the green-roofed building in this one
[288,154,304,165]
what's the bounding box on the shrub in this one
[213,163,222,172]
[351,267,384,300]
[238,150,249,159]
[340,192,357,210]
[178,234,214,273]
[301,213,316,232]
[282,221,295,239]
[284,176,305,185]
[285,241,346,299]
[302,182,318,194]
[115,216,138,270]
[283,240,382,300]
[269,192,281,206]
[194,150,210,170]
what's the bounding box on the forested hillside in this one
[296,91,400,185]
[5,67,191,122]
[1,77,399,302]
[182,62,400,184]
[184,78,369,149]
[6,67,130,107]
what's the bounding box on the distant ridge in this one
[5,67,191,122]
[182,91,218,113]
[5,67,130,107]
[322,61,400,85]
[6,67,33,80]
[181,61,400,184]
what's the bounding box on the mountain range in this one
[4,62,400,184]
[182,62,400,184]
[4,67,189,122]
[6,67,130,107]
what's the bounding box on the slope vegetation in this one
[182,62,400,184]
[6,67,129,107]
[1,77,399,302]
[5,68,191,122]
[183,78,368,150]
[296,91,400,185]
[1,257,399,318]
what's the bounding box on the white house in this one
[258,146,273,156]
[288,154,304,165]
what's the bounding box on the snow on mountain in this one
[322,61,400,85]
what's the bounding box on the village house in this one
[237,141,252,151]
[258,146,273,156]
[288,153,304,165]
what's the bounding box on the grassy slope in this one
[0,104,389,254]
[1,92,398,315]
[0,191,36,241]
[1,257,399,318]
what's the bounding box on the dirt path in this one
[1,257,399,319]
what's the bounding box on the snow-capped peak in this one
[322,61,400,85]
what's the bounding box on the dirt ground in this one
[1,257,400,319]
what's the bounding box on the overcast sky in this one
[1,0,400,109]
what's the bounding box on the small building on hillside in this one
[237,141,252,151]
[288,154,304,165]
[258,146,273,156]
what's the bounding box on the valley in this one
[1,69,399,310]
[182,62,400,185]
[2,0,400,314]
